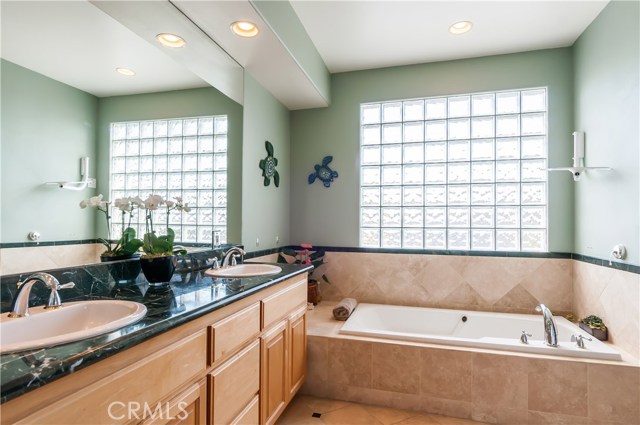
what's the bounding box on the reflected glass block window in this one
[360,88,547,251]
[110,116,227,245]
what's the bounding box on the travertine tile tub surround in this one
[304,306,640,425]
[573,261,640,359]
[318,252,574,316]
[317,251,640,359]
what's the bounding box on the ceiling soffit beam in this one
[172,0,329,110]
[90,0,244,105]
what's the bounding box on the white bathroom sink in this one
[205,264,282,278]
[0,300,147,354]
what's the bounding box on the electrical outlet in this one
[88,178,97,189]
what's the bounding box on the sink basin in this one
[0,300,147,354]
[205,263,282,278]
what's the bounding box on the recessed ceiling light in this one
[449,21,473,35]
[116,67,136,76]
[156,33,186,48]
[230,21,259,38]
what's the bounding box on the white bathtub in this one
[339,303,622,361]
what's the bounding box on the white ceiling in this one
[290,0,609,73]
[1,0,610,107]
[1,1,208,98]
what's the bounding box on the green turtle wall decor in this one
[308,156,339,187]
[259,140,280,187]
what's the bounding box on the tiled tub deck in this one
[302,305,639,425]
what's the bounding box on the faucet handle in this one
[45,282,75,310]
[520,330,533,344]
[571,334,592,349]
[208,258,220,270]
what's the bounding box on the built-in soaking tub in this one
[340,303,622,361]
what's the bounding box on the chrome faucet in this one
[535,303,558,347]
[222,247,246,267]
[8,273,75,318]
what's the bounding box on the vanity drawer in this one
[230,395,259,425]
[208,302,261,365]
[261,278,307,330]
[15,331,207,425]
[209,339,260,425]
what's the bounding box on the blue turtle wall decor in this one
[259,141,280,187]
[308,156,338,188]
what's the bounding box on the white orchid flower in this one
[88,194,104,208]
[79,199,88,209]
[181,205,191,213]
[165,200,175,208]
[174,196,183,203]
[114,198,132,212]
[144,194,164,210]
[129,196,145,208]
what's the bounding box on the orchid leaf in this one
[281,248,298,257]
[309,249,325,260]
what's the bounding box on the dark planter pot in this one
[140,255,177,284]
[101,253,141,282]
[579,322,608,341]
[307,279,320,305]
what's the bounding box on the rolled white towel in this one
[333,298,358,321]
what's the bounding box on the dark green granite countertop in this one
[0,262,312,404]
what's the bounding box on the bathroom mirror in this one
[0,1,243,266]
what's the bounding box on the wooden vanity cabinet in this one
[1,274,308,425]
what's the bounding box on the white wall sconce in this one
[46,157,94,191]
[547,131,612,181]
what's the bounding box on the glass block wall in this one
[109,116,227,245]
[359,88,548,251]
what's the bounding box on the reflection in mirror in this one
[0,1,243,274]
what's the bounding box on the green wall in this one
[97,87,243,244]
[1,59,98,243]
[242,73,291,250]
[290,49,575,251]
[573,0,640,264]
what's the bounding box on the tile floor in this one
[276,395,484,425]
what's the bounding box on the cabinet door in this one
[287,308,306,401]
[141,379,207,425]
[260,320,287,425]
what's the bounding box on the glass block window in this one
[360,88,547,251]
[109,116,228,245]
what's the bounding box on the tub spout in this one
[535,304,558,347]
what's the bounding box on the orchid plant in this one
[80,194,143,258]
[140,195,189,258]
[278,243,330,284]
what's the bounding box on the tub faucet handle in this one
[520,331,533,344]
[571,334,592,349]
